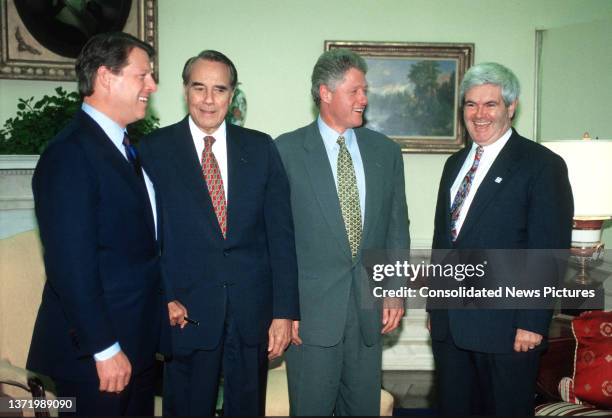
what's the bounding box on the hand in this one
[381,307,404,334]
[426,315,431,333]
[95,350,131,393]
[513,328,543,352]
[291,320,302,346]
[168,300,188,328]
[267,318,292,360]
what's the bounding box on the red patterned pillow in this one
[571,310,612,409]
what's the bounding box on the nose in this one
[146,74,158,92]
[358,90,368,106]
[474,105,484,118]
[203,90,213,104]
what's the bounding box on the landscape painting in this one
[325,41,474,153]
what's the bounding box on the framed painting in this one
[325,41,474,153]
[0,0,158,81]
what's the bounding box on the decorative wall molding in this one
[0,157,36,210]
[0,155,38,170]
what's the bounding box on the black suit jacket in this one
[429,130,573,353]
[139,118,299,355]
[27,110,162,381]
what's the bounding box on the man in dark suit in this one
[275,49,410,416]
[138,50,299,416]
[429,62,573,416]
[27,32,161,416]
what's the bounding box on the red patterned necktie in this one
[201,136,227,238]
[450,145,483,241]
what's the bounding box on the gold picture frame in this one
[0,0,158,81]
[326,41,474,153]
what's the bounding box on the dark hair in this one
[75,32,155,98]
[181,50,238,89]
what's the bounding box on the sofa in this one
[535,313,612,416]
[0,229,394,416]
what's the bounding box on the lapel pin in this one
[495,177,503,183]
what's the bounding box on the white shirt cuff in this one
[93,342,121,361]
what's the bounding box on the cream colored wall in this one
[538,18,612,247]
[539,19,612,140]
[1,0,611,246]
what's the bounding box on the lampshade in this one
[542,139,612,219]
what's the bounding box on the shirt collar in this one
[188,116,227,143]
[317,115,356,152]
[81,102,126,148]
[472,127,512,154]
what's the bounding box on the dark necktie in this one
[201,136,227,238]
[122,134,145,184]
[450,145,484,241]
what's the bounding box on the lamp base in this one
[569,219,606,285]
[570,243,604,285]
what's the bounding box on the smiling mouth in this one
[138,96,148,103]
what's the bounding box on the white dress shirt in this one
[449,128,512,236]
[317,116,366,222]
[189,117,228,201]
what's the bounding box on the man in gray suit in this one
[275,49,410,416]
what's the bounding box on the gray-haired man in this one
[429,62,573,416]
[275,49,410,415]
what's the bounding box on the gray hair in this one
[311,49,367,107]
[181,50,238,89]
[459,62,520,106]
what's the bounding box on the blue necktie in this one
[123,134,145,183]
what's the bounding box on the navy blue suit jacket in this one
[27,110,162,381]
[139,118,299,355]
[429,130,573,353]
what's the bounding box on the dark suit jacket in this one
[139,118,299,354]
[429,130,573,353]
[27,110,162,382]
[275,122,410,347]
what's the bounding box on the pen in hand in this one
[184,316,199,326]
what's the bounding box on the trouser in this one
[432,331,541,416]
[286,289,382,416]
[163,306,268,416]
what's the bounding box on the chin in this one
[351,118,364,127]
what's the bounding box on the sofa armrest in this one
[536,315,576,402]
[0,359,56,417]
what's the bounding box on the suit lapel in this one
[78,111,156,239]
[302,123,352,258]
[167,118,222,238]
[356,129,382,250]
[458,133,522,241]
[226,124,248,243]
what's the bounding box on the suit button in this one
[223,250,230,257]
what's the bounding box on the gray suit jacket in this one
[275,121,410,347]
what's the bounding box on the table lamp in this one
[542,134,612,284]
